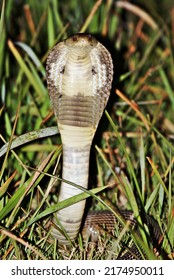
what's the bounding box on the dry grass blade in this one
[116,1,158,30]
[116,89,150,131]
[0,171,17,198]
[80,0,103,33]
[0,228,47,260]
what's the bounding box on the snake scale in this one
[46,33,162,259]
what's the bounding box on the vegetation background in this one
[0,0,173,259]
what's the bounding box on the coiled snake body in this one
[46,33,162,258]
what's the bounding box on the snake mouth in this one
[65,33,98,48]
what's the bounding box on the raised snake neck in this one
[46,33,162,258]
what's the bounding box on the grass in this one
[0,0,174,259]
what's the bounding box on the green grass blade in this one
[0,126,58,157]
[146,157,168,196]
[27,185,109,227]
[47,5,55,48]
[139,131,145,203]
[8,40,47,97]
[15,42,46,76]
[105,110,142,202]
[159,67,174,109]
[0,148,61,221]
[0,0,5,78]
[145,185,160,212]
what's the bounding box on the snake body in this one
[46,33,162,257]
[83,210,163,259]
[46,33,113,244]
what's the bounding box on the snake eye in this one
[65,33,98,47]
[72,35,78,42]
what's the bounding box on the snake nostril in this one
[87,34,92,41]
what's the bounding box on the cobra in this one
[46,33,163,258]
[46,33,113,244]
